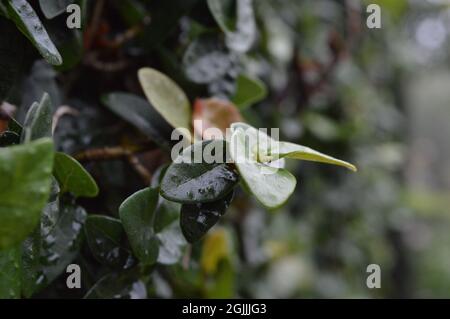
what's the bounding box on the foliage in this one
[0,0,448,299]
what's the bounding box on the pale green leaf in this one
[270,142,358,172]
[138,68,191,140]
[230,128,296,209]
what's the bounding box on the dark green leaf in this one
[102,92,174,150]
[119,188,160,265]
[39,0,74,19]
[0,246,21,299]
[85,215,134,269]
[160,140,239,204]
[6,0,62,65]
[30,196,87,293]
[0,138,54,249]
[53,152,99,197]
[181,190,234,243]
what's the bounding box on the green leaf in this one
[0,138,54,249]
[85,215,134,269]
[21,92,53,143]
[207,0,256,53]
[102,92,174,150]
[39,0,74,19]
[268,142,358,172]
[119,188,160,265]
[232,74,267,109]
[180,190,234,243]
[6,0,62,65]
[53,152,99,197]
[230,128,296,209]
[0,246,21,299]
[160,140,239,204]
[138,68,192,140]
[183,35,232,84]
[84,271,147,299]
[29,196,87,294]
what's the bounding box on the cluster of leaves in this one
[0,0,373,298]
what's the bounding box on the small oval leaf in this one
[53,152,99,198]
[119,188,160,265]
[85,215,134,269]
[138,68,191,140]
[160,140,239,204]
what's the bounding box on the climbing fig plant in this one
[0,0,363,299]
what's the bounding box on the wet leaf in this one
[31,197,87,293]
[193,98,242,139]
[85,215,134,269]
[102,92,174,150]
[119,188,160,265]
[180,190,234,243]
[207,0,256,53]
[183,36,232,84]
[230,128,296,209]
[21,93,53,143]
[84,271,147,299]
[0,246,21,299]
[6,0,62,65]
[232,74,267,109]
[0,138,54,249]
[160,140,239,204]
[53,152,99,197]
[39,0,74,19]
[138,68,191,140]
